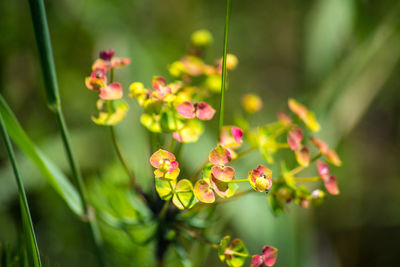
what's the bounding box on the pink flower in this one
[150,149,180,179]
[85,69,107,91]
[177,101,216,120]
[100,49,115,61]
[287,127,303,151]
[248,165,273,192]
[99,82,123,100]
[317,160,339,195]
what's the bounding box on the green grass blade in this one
[0,113,42,267]
[27,0,60,109]
[0,95,83,216]
[218,0,232,138]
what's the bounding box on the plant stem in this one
[27,0,106,265]
[177,224,218,249]
[234,147,256,160]
[287,153,322,176]
[295,176,321,183]
[218,0,232,138]
[158,199,171,220]
[0,114,42,267]
[227,179,248,183]
[55,110,107,267]
[110,126,147,202]
[214,189,254,204]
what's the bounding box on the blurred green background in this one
[1,0,400,266]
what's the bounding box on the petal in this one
[91,68,106,79]
[163,167,180,180]
[172,131,183,142]
[209,145,231,165]
[295,145,310,167]
[91,99,128,126]
[152,76,166,90]
[262,246,278,267]
[196,102,216,120]
[231,126,243,143]
[92,59,111,71]
[324,175,339,195]
[99,82,123,100]
[287,127,303,151]
[177,101,196,119]
[277,111,292,125]
[209,175,238,198]
[317,160,330,180]
[310,137,329,155]
[288,98,308,118]
[172,120,204,143]
[304,111,321,132]
[250,255,264,267]
[111,57,131,68]
[211,165,235,182]
[327,149,342,166]
[99,49,115,60]
[150,149,176,168]
[193,179,215,203]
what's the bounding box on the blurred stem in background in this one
[0,114,42,267]
[27,0,106,266]
[218,0,232,139]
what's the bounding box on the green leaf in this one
[175,243,193,267]
[0,95,83,216]
[172,179,197,210]
[155,178,176,200]
[0,113,42,267]
[218,236,249,267]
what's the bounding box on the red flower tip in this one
[100,49,115,61]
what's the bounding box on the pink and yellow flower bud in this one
[150,149,180,179]
[248,165,273,192]
[209,145,232,166]
[288,98,320,132]
[295,145,310,167]
[99,82,123,100]
[241,94,263,114]
[287,127,303,151]
[191,29,213,47]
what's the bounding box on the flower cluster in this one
[85,30,343,267]
[239,97,342,215]
[219,236,278,267]
[129,30,237,143]
[85,50,130,125]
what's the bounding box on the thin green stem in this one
[218,0,232,138]
[110,127,139,187]
[55,110,106,267]
[158,199,171,220]
[176,224,218,249]
[295,176,321,183]
[0,114,42,267]
[234,147,256,161]
[214,189,254,204]
[287,153,322,176]
[227,178,248,183]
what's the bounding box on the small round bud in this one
[242,93,263,114]
[226,54,238,70]
[191,29,213,47]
